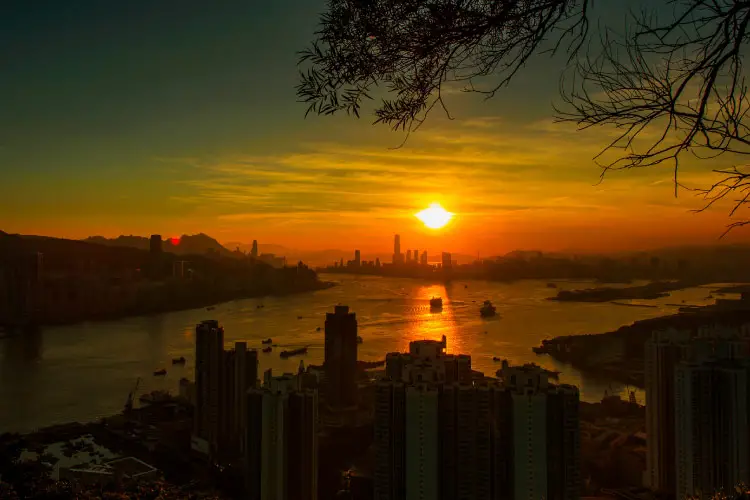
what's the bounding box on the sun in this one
[415,203,454,229]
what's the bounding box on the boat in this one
[280,347,308,359]
[464,284,468,289]
[357,336,363,344]
[297,316,303,320]
[316,327,321,332]
[171,356,186,365]
[262,338,273,344]
[547,283,557,289]
[262,346,272,353]
[153,369,167,376]
[480,300,496,317]
[492,356,501,362]
[430,297,443,309]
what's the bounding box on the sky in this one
[2,1,749,256]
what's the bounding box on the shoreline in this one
[532,307,750,388]
[0,280,337,335]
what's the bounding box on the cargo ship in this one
[280,347,308,359]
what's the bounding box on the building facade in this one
[324,305,358,408]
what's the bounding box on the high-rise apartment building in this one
[245,369,318,500]
[406,250,412,263]
[675,359,750,499]
[646,324,750,496]
[375,341,580,500]
[192,320,258,460]
[251,239,258,258]
[354,250,361,267]
[420,251,427,266]
[441,252,452,270]
[324,305,358,408]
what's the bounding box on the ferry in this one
[261,338,273,345]
[430,297,443,309]
[262,346,272,353]
[153,369,167,376]
[480,300,497,318]
[280,347,308,359]
[171,356,186,365]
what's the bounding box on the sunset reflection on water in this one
[400,283,466,355]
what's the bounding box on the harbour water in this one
[0,274,720,433]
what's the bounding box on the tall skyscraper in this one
[324,305,358,408]
[393,234,402,264]
[354,249,361,267]
[420,251,427,265]
[251,240,259,258]
[406,250,412,262]
[376,341,579,500]
[245,369,318,500]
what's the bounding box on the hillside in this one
[85,233,235,258]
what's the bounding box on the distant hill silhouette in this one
[85,233,235,258]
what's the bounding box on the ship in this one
[430,297,443,309]
[480,300,497,318]
[262,346,272,353]
[280,347,308,359]
[171,356,186,365]
[153,368,167,376]
[262,338,273,344]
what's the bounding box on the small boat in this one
[171,357,186,365]
[262,346,272,353]
[464,285,468,289]
[492,356,501,362]
[153,369,167,376]
[547,283,557,289]
[430,297,443,309]
[357,336,363,344]
[480,300,496,318]
[316,327,321,332]
[297,316,303,320]
[262,338,273,345]
[280,347,308,359]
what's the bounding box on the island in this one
[548,280,700,303]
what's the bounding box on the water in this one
[0,274,720,433]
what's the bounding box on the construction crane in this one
[124,377,141,413]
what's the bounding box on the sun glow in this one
[415,203,454,229]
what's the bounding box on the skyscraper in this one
[324,305,358,408]
[354,249,361,267]
[406,250,412,262]
[441,252,452,271]
[420,251,427,265]
[393,234,402,264]
[251,239,259,258]
[245,369,318,500]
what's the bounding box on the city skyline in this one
[4,2,750,255]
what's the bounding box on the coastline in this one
[532,307,750,388]
[0,280,336,335]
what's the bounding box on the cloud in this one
[169,115,743,232]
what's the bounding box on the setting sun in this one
[415,203,454,229]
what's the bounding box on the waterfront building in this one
[393,235,403,264]
[245,369,318,500]
[375,341,580,500]
[324,305,358,408]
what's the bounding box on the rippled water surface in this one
[0,274,721,432]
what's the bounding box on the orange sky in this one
[3,2,750,256]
